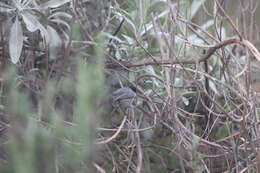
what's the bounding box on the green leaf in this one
[9,17,23,64]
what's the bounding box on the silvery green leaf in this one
[12,0,24,11]
[145,66,160,87]
[209,80,219,95]
[140,23,153,36]
[175,78,183,86]
[122,34,134,44]
[47,25,62,59]
[50,19,70,30]
[188,34,204,44]
[201,20,214,30]
[150,30,170,38]
[0,2,13,8]
[140,9,171,36]
[0,7,16,13]
[102,32,123,43]
[145,65,156,75]
[47,26,61,47]
[140,120,154,140]
[38,24,50,44]
[40,0,70,9]
[0,2,16,12]
[113,11,136,35]
[21,11,42,32]
[217,27,226,40]
[189,0,206,19]
[49,11,72,20]
[115,50,121,60]
[21,0,35,8]
[9,17,23,64]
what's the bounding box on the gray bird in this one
[112,86,137,110]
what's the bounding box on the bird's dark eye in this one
[129,85,137,92]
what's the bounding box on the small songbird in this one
[112,86,137,110]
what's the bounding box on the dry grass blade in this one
[97,115,127,144]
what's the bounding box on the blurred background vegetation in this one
[0,0,260,172]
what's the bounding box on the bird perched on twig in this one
[112,85,137,110]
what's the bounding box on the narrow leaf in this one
[9,17,23,64]
[0,7,16,13]
[49,11,72,20]
[38,24,50,44]
[50,19,71,30]
[190,0,206,19]
[21,11,42,32]
[47,25,61,59]
[0,2,16,12]
[40,0,70,9]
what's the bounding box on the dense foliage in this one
[0,0,260,172]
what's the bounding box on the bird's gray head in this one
[112,86,137,110]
